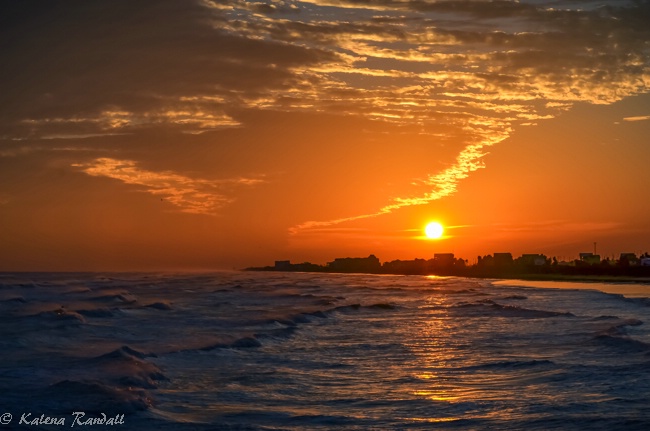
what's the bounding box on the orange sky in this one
[1,0,649,271]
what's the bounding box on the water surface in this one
[1,272,649,430]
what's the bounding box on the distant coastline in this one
[246,253,650,283]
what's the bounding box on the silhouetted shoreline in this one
[246,253,650,283]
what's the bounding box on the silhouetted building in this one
[292,262,323,272]
[433,253,455,266]
[327,255,381,273]
[579,253,601,265]
[382,259,428,275]
[249,248,650,277]
[275,260,292,271]
[619,253,639,266]
[493,253,514,266]
[519,254,547,266]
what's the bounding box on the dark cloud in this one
[1,0,648,141]
[0,0,337,137]
[409,0,538,17]
[247,1,301,15]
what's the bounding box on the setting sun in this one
[424,222,444,239]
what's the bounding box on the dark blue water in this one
[1,272,649,430]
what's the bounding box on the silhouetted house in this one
[292,262,323,272]
[433,253,455,267]
[327,254,381,273]
[579,253,601,265]
[275,260,292,271]
[382,259,428,275]
[519,254,547,266]
[587,255,601,265]
[619,253,639,266]
[493,253,513,266]
[476,254,493,269]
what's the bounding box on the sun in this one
[424,222,444,239]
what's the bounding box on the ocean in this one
[1,271,649,430]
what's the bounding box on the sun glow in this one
[424,222,444,239]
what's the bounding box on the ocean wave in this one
[95,345,156,360]
[502,295,528,300]
[506,415,650,431]
[33,308,87,325]
[433,288,491,296]
[457,359,556,371]
[86,346,167,390]
[88,292,138,304]
[255,326,299,340]
[592,318,644,340]
[452,300,574,318]
[65,287,93,294]
[44,380,152,414]
[144,301,173,310]
[594,335,650,353]
[592,315,621,320]
[76,307,120,318]
[304,310,328,319]
[624,297,650,307]
[0,296,27,304]
[330,303,361,313]
[178,336,263,353]
[311,297,341,306]
[368,303,399,310]
[327,303,399,314]
[593,319,649,353]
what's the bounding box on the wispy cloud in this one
[623,115,650,122]
[73,158,264,215]
[291,129,507,234]
[0,146,40,157]
[493,220,622,234]
[17,109,240,139]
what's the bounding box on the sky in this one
[1,0,649,271]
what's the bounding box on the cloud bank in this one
[1,0,648,228]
